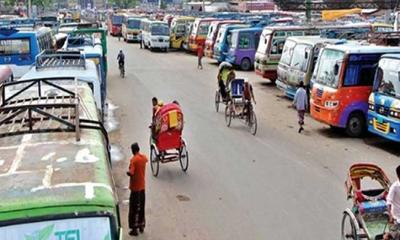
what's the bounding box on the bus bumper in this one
[368,111,400,142]
[310,101,343,128]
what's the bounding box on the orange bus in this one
[310,44,400,137]
[188,18,215,52]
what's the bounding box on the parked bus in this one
[108,13,124,36]
[122,15,142,42]
[310,44,400,137]
[204,20,241,58]
[21,50,105,116]
[213,24,249,63]
[254,25,317,82]
[276,36,344,99]
[0,76,122,240]
[367,54,400,141]
[0,27,54,78]
[225,27,262,70]
[170,16,195,49]
[141,19,170,51]
[188,18,215,52]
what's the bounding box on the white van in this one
[141,19,170,52]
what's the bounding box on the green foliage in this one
[32,0,53,9]
[4,0,16,7]
[109,0,137,8]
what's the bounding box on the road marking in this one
[41,152,56,161]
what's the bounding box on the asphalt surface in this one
[107,36,400,240]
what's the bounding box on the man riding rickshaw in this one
[217,62,235,101]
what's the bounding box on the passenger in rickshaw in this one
[384,165,400,240]
[151,98,164,138]
[217,62,236,100]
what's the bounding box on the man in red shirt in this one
[127,143,148,236]
[197,43,204,70]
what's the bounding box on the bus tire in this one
[346,112,365,137]
[240,58,252,71]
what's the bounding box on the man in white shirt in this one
[384,166,400,240]
[292,81,308,133]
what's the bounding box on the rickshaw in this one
[150,103,189,177]
[224,79,257,135]
[214,62,233,112]
[341,163,391,240]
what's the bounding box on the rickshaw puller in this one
[384,165,400,240]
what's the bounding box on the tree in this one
[4,0,16,7]
[32,0,53,10]
[109,0,137,8]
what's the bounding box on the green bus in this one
[0,77,122,239]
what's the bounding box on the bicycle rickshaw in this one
[215,62,233,112]
[224,79,257,135]
[150,103,189,177]
[341,163,391,240]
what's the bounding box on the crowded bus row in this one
[0,16,122,239]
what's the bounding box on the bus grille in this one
[374,119,389,133]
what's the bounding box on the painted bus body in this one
[122,16,142,42]
[141,20,170,51]
[310,44,400,137]
[204,20,241,58]
[368,54,400,142]
[225,27,262,70]
[0,27,54,78]
[170,16,195,49]
[276,36,343,99]
[0,81,121,240]
[213,24,249,63]
[188,18,215,52]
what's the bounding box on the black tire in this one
[240,58,252,71]
[341,211,359,240]
[225,105,232,127]
[150,147,159,177]
[248,108,257,135]
[215,90,220,112]
[346,112,365,137]
[179,141,189,172]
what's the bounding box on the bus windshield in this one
[198,23,210,36]
[376,58,400,98]
[230,32,238,49]
[215,28,226,44]
[0,39,30,56]
[0,217,112,239]
[151,24,169,36]
[314,49,344,89]
[128,19,141,29]
[257,32,271,54]
[112,15,123,25]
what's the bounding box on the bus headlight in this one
[368,103,375,111]
[325,100,339,108]
[390,110,400,119]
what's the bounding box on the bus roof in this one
[324,44,400,54]
[231,27,262,33]
[263,25,314,32]
[0,26,51,37]
[380,53,400,60]
[285,36,344,46]
[0,82,115,220]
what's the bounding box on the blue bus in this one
[368,54,400,142]
[213,24,249,63]
[0,27,54,78]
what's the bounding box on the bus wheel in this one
[240,58,251,71]
[346,112,365,137]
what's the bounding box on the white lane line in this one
[75,148,99,163]
[42,165,54,188]
[7,134,32,175]
[41,152,56,161]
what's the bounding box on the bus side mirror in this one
[304,51,308,59]
[334,63,339,76]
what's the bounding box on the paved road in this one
[106,36,400,240]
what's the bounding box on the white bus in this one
[141,19,170,52]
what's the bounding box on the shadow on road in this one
[363,138,400,157]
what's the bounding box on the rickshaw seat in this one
[355,189,386,203]
[359,200,387,214]
[156,130,181,152]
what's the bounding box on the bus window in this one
[238,33,251,49]
[271,38,286,55]
[314,49,344,88]
[290,44,309,72]
[0,39,30,55]
[343,54,380,87]
[198,23,209,36]
[278,39,295,64]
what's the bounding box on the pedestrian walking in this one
[127,143,148,236]
[197,43,204,70]
[292,81,308,133]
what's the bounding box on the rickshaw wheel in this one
[215,90,220,112]
[341,211,359,240]
[248,109,257,136]
[179,141,189,172]
[225,106,232,127]
[150,146,160,177]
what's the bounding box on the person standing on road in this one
[292,81,308,133]
[197,43,204,70]
[127,143,148,236]
[384,165,400,240]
